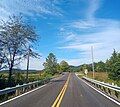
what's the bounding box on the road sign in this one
[84,69,88,75]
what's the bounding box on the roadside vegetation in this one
[43,53,69,76]
[77,50,120,86]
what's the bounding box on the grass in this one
[87,72,108,82]
[0,72,41,79]
[78,71,120,86]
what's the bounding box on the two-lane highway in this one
[0,73,120,107]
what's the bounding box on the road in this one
[0,73,120,107]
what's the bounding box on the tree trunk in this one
[26,46,30,83]
[8,51,16,87]
[8,63,13,87]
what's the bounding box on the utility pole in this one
[26,46,30,83]
[91,46,95,79]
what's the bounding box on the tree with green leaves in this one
[43,53,57,75]
[56,63,61,73]
[95,61,106,72]
[14,72,25,85]
[80,64,90,72]
[0,15,38,86]
[107,49,120,81]
[60,60,69,72]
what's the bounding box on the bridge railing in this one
[0,78,51,103]
[83,77,120,101]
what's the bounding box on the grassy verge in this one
[78,71,120,86]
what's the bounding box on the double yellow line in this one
[52,73,71,107]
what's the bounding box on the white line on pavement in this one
[0,84,47,106]
[75,73,120,106]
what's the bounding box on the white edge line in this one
[75,73,120,106]
[0,84,47,106]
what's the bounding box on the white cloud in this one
[19,57,45,70]
[64,32,77,41]
[58,57,92,66]
[0,0,62,20]
[67,58,91,66]
[58,18,120,65]
[86,0,100,20]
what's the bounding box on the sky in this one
[0,0,120,70]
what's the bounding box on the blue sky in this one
[0,0,120,70]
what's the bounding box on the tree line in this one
[43,53,69,75]
[77,49,120,82]
[37,50,120,82]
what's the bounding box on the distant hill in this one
[69,65,81,72]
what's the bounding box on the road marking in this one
[0,84,47,106]
[52,73,71,107]
[51,85,66,107]
[75,73,120,106]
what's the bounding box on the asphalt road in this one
[1,73,120,107]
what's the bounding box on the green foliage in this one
[14,72,25,85]
[0,74,7,89]
[43,53,58,75]
[95,61,106,72]
[107,50,120,81]
[78,61,106,73]
[39,72,52,80]
[80,64,92,72]
[69,66,80,72]
[60,60,69,72]
[56,63,61,73]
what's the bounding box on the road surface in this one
[1,73,120,107]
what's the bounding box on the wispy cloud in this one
[59,19,120,65]
[86,0,100,20]
[0,0,63,20]
[58,0,120,66]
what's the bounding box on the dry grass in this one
[87,72,108,82]
[85,72,117,85]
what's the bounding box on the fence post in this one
[15,89,19,96]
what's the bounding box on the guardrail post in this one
[28,86,30,91]
[33,84,35,89]
[108,88,111,95]
[22,87,25,93]
[83,77,120,101]
[99,85,101,89]
[37,82,38,87]
[103,87,107,94]
[115,91,119,98]
[15,89,19,96]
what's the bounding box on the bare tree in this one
[0,15,38,86]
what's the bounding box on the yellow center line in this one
[52,73,71,107]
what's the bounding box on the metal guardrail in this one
[83,77,120,100]
[0,78,51,102]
